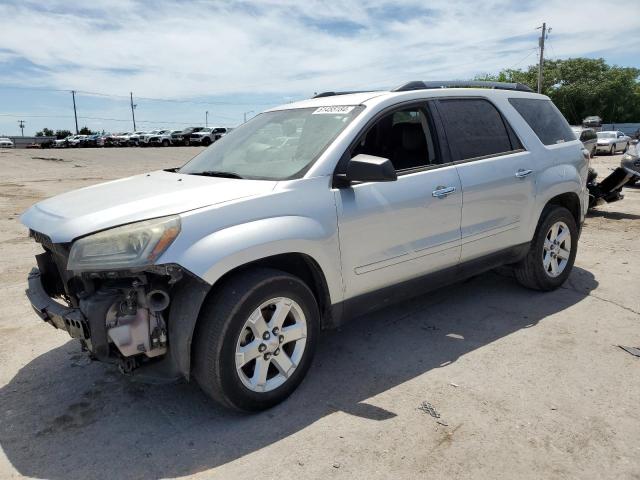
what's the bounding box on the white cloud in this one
[0,0,638,100]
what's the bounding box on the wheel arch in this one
[544,192,581,228]
[169,252,333,381]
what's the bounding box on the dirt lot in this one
[0,147,638,480]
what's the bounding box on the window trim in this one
[507,97,576,148]
[433,97,526,164]
[332,100,448,187]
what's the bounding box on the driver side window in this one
[352,106,439,172]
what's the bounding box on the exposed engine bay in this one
[26,230,183,374]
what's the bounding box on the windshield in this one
[179,106,363,180]
[597,132,616,139]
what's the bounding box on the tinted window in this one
[437,99,516,161]
[351,106,438,171]
[509,98,575,146]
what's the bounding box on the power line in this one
[0,112,234,125]
[0,84,276,106]
[506,48,538,71]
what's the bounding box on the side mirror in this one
[344,154,397,184]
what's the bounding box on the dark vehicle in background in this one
[79,134,101,148]
[571,127,597,157]
[171,127,204,146]
[582,115,602,129]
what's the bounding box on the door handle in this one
[515,169,533,178]
[432,186,456,198]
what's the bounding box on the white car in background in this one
[145,130,174,147]
[128,131,148,146]
[0,137,14,148]
[596,131,631,155]
[189,127,228,146]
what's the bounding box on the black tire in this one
[513,205,578,291]
[202,137,212,146]
[193,268,319,412]
[591,146,597,158]
[610,144,616,155]
[162,139,169,147]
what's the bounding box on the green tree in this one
[55,129,72,139]
[79,126,93,135]
[475,57,640,124]
[35,127,54,137]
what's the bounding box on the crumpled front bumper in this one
[26,268,88,338]
[26,268,115,360]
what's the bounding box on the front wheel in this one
[610,144,616,155]
[514,206,578,291]
[193,269,319,411]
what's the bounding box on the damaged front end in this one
[24,216,207,377]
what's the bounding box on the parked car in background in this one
[0,137,15,148]
[145,130,173,147]
[113,132,134,147]
[79,134,101,148]
[54,135,73,148]
[171,127,204,146]
[22,81,588,412]
[128,131,147,146]
[571,126,597,157]
[582,115,602,129]
[189,127,228,146]
[596,131,631,155]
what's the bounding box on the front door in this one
[334,104,462,301]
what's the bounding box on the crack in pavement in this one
[561,285,640,316]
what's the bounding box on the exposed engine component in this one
[105,284,169,359]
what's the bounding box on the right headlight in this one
[67,215,181,272]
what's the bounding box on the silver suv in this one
[22,81,589,411]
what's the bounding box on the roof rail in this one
[392,80,534,93]
[312,91,371,98]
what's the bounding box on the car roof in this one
[267,87,547,112]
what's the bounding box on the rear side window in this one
[508,98,575,146]
[437,98,519,161]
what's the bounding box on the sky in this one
[0,0,639,136]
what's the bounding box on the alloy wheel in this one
[235,297,307,393]
[542,221,571,278]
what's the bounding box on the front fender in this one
[167,215,342,302]
[162,215,342,380]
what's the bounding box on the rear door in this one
[434,97,535,262]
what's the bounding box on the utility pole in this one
[71,90,79,134]
[18,120,25,136]
[537,23,550,94]
[205,110,209,127]
[130,92,137,131]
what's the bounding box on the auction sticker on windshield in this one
[313,106,356,114]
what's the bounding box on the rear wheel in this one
[514,206,578,291]
[193,269,319,411]
[202,137,212,146]
[162,139,169,147]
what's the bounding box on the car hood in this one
[21,170,277,242]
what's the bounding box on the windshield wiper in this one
[189,170,244,179]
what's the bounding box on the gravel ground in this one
[0,147,638,480]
